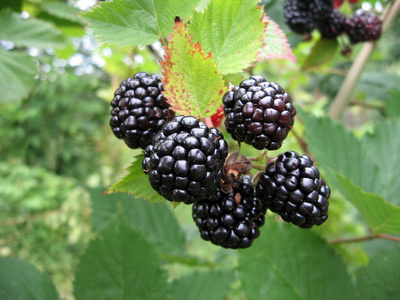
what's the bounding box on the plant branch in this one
[291,128,309,154]
[329,233,400,244]
[328,0,400,120]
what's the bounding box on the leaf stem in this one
[291,128,309,155]
[329,233,400,244]
[328,0,400,120]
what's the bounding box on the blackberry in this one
[110,72,175,149]
[142,116,229,204]
[256,151,331,228]
[223,76,296,151]
[345,11,382,44]
[316,10,346,39]
[192,175,266,249]
[284,0,315,35]
[309,0,334,21]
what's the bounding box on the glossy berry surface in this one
[345,11,382,44]
[193,176,266,249]
[110,72,175,149]
[223,76,296,151]
[256,151,331,229]
[142,116,229,204]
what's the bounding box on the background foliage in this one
[0,0,399,299]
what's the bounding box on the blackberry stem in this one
[329,233,400,244]
[328,0,400,120]
[291,128,309,155]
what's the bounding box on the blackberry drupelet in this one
[110,72,175,149]
[309,0,334,21]
[345,11,382,44]
[223,76,296,151]
[142,115,229,204]
[284,0,315,35]
[256,151,331,228]
[193,175,266,249]
[316,9,346,39]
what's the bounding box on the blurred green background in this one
[0,0,399,299]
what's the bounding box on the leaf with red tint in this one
[258,16,297,63]
[161,21,226,119]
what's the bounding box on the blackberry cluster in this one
[316,10,346,39]
[284,0,334,35]
[110,72,175,149]
[345,11,382,44]
[256,151,330,229]
[142,115,229,204]
[223,76,296,151]
[193,176,266,249]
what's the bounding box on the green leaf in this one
[258,16,296,63]
[106,154,166,203]
[74,215,169,300]
[356,243,400,300]
[0,48,37,103]
[362,120,400,206]
[357,72,400,101]
[0,9,65,49]
[188,0,265,75]
[0,257,60,300]
[238,222,355,300]
[336,175,400,235]
[0,0,22,12]
[301,38,339,70]
[300,112,379,193]
[40,2,83,24]
[80,0,200,47]
[170,270,234,300]
[385,90,400,119]
[90,187,187,255]
[161,21,226,118]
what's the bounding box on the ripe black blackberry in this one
[256,151,331,228]
[309,0,334,21]
[345,11,382,44]
[142,116,229,204]
[110,72,175,149]
[284,0,315,35]
[193,175,266,249]
[316,9,346,39]
[223,76,296,151]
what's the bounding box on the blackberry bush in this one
[142,115,229,204]
[345,11,382,44]
[192,175,266,249]
[223,75,296,151]
[110,72,175,149]
[256,151,331,229]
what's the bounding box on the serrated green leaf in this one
[40,2,83,24]
[258,16,296,63]
[336,175,400,234]
[170,270,234,300]
[161,21,226,118]
[0,257,60,300]
[385,90,400,119]
[0,48,37,103]
[356,243,400,300]
[0,9,65,49]
[238,222,355,300]
[301,38,338,70]
[188,0,265,75]
[74,215,169,300]
[300,112,379,193]
[106,154,166,203]
[362,120,400,206]
[80,0,200,47]
[90,187,187,255]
